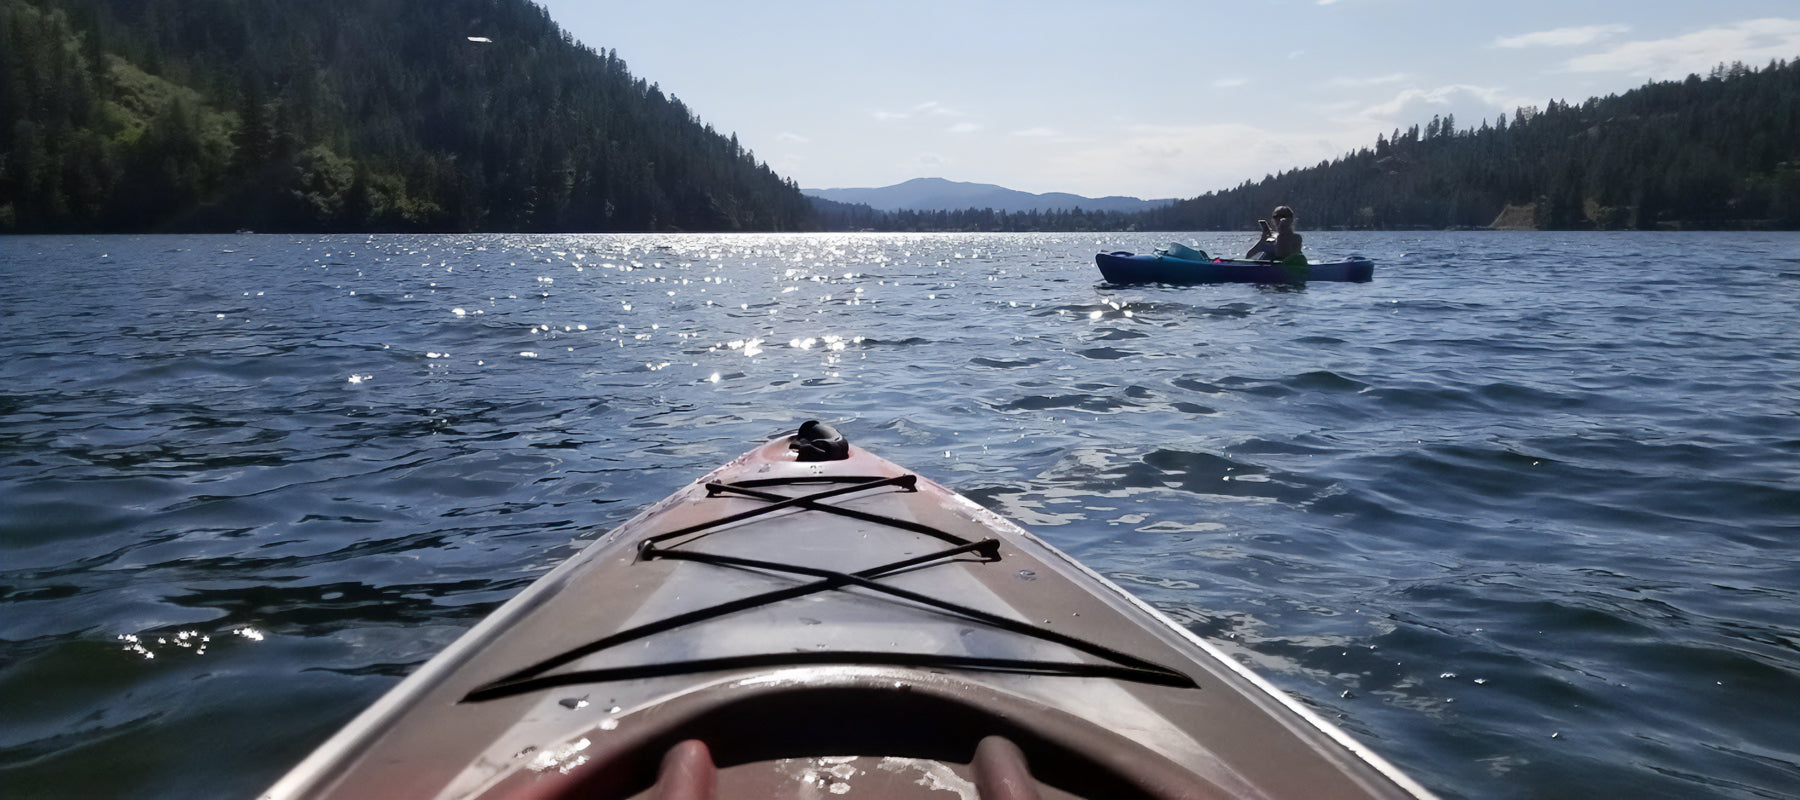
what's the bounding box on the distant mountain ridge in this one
[804,178,1174,214]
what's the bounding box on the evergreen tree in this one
[1,0,818,232]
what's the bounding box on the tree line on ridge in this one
[817,59,1800,233]
[3,0,1795,234]
[2,0,814,233]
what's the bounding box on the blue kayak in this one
[1096,250,1375,285]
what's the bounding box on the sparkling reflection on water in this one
[1,231,1797,800]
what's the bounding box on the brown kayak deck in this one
[261,426,1434,800]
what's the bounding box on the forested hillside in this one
[1144,59,1800,231]
[7,0,1794,236]
[1,0,815,233]
[815,59,1800,232]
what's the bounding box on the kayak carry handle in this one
[793,420,850,461]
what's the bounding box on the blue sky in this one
[532,0,1800,199]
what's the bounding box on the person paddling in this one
[1245,206,1303,260]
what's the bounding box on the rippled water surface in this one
[3,231,1797,800]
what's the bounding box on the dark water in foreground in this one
[2,231,1797,800]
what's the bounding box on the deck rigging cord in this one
[464,474,1196,703]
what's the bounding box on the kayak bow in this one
[262,423,1433,800]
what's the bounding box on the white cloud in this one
[777,131,810,144]
[1493,24,1629,49]
[1041,122,1353,198]
[872,101,965,122]
[947,122,982,134]
[1352,84,1519,129]
[1325,73,1409,88]
[1212,77,1249,89]
[1562,18,1800,79]
[1011,127,1060,138]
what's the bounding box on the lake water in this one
[2,231,1797,800]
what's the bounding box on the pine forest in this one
[2,0,814,233]
[3,0,1797,234]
